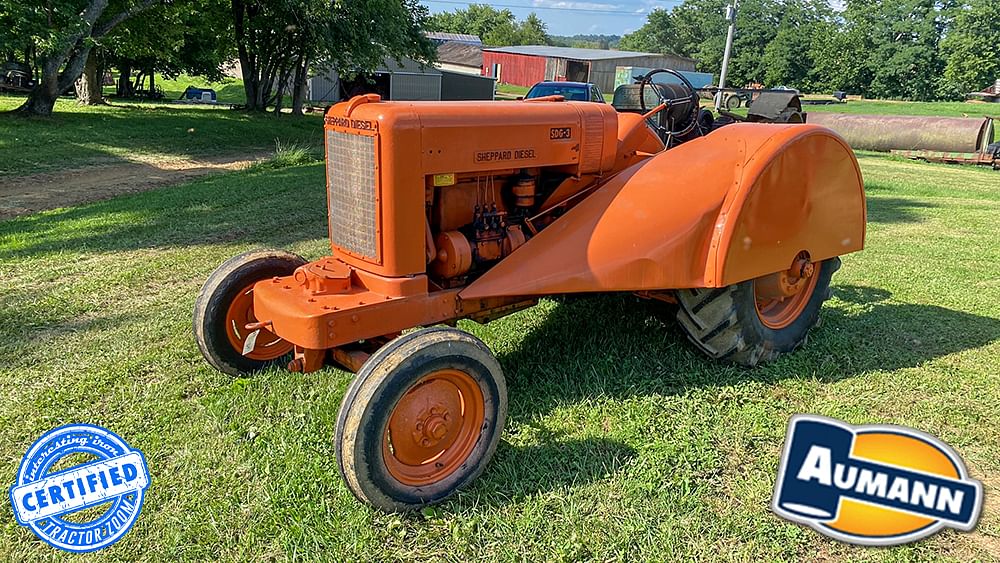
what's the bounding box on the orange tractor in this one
[194,71,865,512]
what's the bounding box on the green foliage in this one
[252,141,321,170]
[550,34,621,49]
[622,0,994,100]
[230,0,437,111]
[941,0,1000,94]
[107,0,234,83]
[826,0,946,100]
[427,4,550,46]
[761,1,831,91]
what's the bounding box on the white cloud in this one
[531,0,624,11]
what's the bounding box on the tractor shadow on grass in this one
[462,435,636,506]
[0,164,329,259]
[866,195,937,224]
[495,286,1000,424]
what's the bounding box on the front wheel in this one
[675,256,840,366]
[193,249,307,376]
[336,327,507,512]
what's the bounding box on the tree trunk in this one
[233,0,262,110]
[14,55,67,116]
[76,53,104,105]
[291,50,309,116]
[117,65,132,97]
[13,0,157,116]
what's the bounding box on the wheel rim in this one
[224,282,293,361]
[383,369,485,486]
[753,260,820,329]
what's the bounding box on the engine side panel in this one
[323,98,619,278]
[459,124,865,298]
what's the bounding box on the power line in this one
[421,0,682,16]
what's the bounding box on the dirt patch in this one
[0,152,268,220]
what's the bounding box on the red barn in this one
[481,45,696,94]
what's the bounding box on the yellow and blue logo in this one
[772,415,982,546]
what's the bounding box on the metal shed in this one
[307,57,494,103]
[307,58,440,103]
[481,46,697,93]
[440,70,494,100]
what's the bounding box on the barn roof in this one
[482,45,695,63]
[425,32,482,45]
[436,42,483,68]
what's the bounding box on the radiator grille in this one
[326,130,378,258]
[580,112,605,173]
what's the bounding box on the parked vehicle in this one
[524,81,604,102]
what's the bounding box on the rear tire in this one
[193,250,307,376]
[336,327,507,512]
[675,258,840,366]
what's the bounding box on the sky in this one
[420,0,689,37]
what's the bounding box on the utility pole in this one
[714,0,738,110]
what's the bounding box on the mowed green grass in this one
[0,95,322,175]
[155,74,249,105]
[805,99,1000,119]
[1,140,998,560]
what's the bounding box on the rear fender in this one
[460,124,865,299]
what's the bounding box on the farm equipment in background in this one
[808,113,995,154]
[194,70,866,512]
[611,70,805,147]
[180,86,217,103]
[0,61,34,93]
[891,142,1000,170]
[966,80,1000,103]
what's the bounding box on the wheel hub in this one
[383,369,485,486]
[224,283,292,361]
[754,252,820,329]
[412,406,453,448]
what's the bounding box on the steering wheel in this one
[637,68,700,141]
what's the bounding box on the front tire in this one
[675,257,840,366]
[193,249,307,376]
[336,327,507,512]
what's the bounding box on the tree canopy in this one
[427,4,550,47]
[620,0,997,101]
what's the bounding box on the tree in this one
[1,0,160,116]
[761,1,831,90]
[104,0,232,101]
[810,0,947,100]
[621,0,785,86]
[516,14,549,46]
[232,0,436,114]
[619,8,684,55]
[427,5,550,46]
[941,0,1000,95]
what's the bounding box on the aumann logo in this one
[772,415,982,546]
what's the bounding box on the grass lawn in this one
[496,83,530,98]
[1,128,998,559]
[0,95,322,175]
[155,74,248,105]
[804,98,1000,118]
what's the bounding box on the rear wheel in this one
[675,255,839,366]
[336,327,507,512]
[193,250,306,376]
